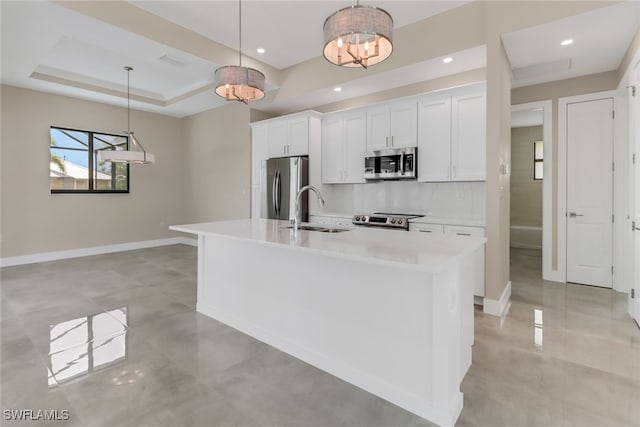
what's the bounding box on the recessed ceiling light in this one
[561,39,573,46]
[256,47,265,54]
[443,57,453,64]
[334,87,342,92]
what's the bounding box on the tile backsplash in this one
[310,180,486,220]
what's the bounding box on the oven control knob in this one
[398,219,404,225]
[355,216,360,221]
[390,219,396,224]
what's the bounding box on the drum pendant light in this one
[323,0,393,69]
[214,0,265,103]
[99,66,155,164]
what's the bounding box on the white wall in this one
[0,85,184,258]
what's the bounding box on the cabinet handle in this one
[456,232,471,236]
[452,165,457,178]
[420,230,433,233]
[391,136,394,147]
[385,136,389,147]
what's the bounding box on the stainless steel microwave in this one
[364,147,417,180]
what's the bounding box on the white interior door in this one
[566,98,614,288]
[632,65,640,325]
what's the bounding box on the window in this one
[49,127,129,193]
[533,140,543,180]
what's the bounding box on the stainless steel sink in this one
[281,224,351,233]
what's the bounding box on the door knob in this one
[568,212,584,218]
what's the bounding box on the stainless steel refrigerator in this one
[262,156,309,221]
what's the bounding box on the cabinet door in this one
[444,224,485,297]
[444,225,485,237]
[389,101,417,148]
[251,125,269,187]
[366,106,390,151]
[452,93,486,181]
[342,110,366,183]
[287,116,309,156]
[409,223,445,234]
[321,115,344,183]
[268,121,288,157]
[418,97,451,182]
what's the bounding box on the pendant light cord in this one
[123,65,147,154]
[238,0,242,67]
[126,66,131,133]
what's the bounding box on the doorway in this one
[511,101,553,281]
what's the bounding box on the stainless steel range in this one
[352,212,424,230]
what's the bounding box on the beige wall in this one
[510,126,543,227]
[182,103,251,223]
[484,2,513,304]
[0,85,183,258]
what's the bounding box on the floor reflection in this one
[47,307,128,386]
[534,308,543,348]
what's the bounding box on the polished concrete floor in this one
[1,245,639,426]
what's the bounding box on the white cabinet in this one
[444,225,485,237]
[267,115,311,158]
[251,111,321,219]
[411,222,485,297]
[452,93,486,181]
[418,96,452,182]
[418,88,486,182]
[309,215,355,228]
[409,223,445,234]
[321,110,366,184]
[444,224,485,297]
[366,100,417,151]
[251,124,269,186]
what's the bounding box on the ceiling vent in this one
[159,54,190,67]
[512,58,572,81]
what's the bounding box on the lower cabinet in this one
[309,215,354,228]
[408,223,445,234]
[411,223,485,298]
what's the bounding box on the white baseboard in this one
[0,237,198,267]
[483,281,512,317]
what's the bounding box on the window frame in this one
[50,126,130,194]
[533,140,543,181]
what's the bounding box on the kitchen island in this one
[170,219,485,427]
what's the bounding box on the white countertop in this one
[170,219,486,273]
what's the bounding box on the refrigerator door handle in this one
[272,170,278,215]
[275,170,281,215]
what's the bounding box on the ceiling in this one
[1,1,638,118]
[502,1,640,88]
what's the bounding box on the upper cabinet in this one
[418,87,486,182]
[267,114,316,158]
[366,100,417,151]
[452,93,486,181]
[417,96,452,182]
[322,109,366,184]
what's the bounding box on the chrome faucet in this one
[292,185,325,231]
